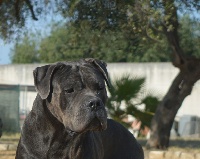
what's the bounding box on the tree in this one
[39,23,138,62]
[11,15,198,63]
[143,2,200,149]
[10,23,138,63]
[10,33,40,63]
[179,15,200,58]
[107,75,159,130]
[1,0,200,149]
[0,0,40,40]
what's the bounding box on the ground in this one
[0,133,19,159]
[1,134,200,158]
[0,151,15,159]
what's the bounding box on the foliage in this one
[10,33,40,63]
[39,23,138,62]
[131,15,200,62]
[10,14,200,63]
[63,0,200,64]
[179,15,200,58]
[133,37,171,62]
[0,0,200,42]
[0,0,43,41]
[107,74,160,129]
[10,22,139,63]
[5,1,200,64]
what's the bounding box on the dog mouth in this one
[89,108,107,131]
[66,117,107,136]
[87,117,107,131]
[80,106,107,132]
[65,107,107,135]
[79,108,107,132]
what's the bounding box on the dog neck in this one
[67,132,104,159]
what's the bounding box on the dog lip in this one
[96,115,107,130]
[95,109,107,130]
[93,118,107,131]
[85,116,107,132]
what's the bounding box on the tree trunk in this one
[146,0,200,149]
[146,58,200,149]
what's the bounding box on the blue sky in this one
[0,15,58,65]
[0,19,44,64]
[0,41,13,64]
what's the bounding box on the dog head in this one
[33,59,109,133]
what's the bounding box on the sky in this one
[0,15,60,65]
[0,20,46,65]
[0,41,13,64]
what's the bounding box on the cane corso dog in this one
[16,58,144,159]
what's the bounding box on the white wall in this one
[0,63,200,118]
[0,64,42,85]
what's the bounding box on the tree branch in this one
[15,0,20,22]
[25,0,38,20]
[143,22,163,43]
[162,0,185,67]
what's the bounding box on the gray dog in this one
[16,58,144,159]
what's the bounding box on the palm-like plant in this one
[107,74,160,130]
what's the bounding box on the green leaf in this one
[113,74,145,102]
[107,74,160,129]
[142,96,159,113]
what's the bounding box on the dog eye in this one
[65,88,74,93]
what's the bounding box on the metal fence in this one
[0,85,20,133]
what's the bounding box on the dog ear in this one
[33,64,57,99]
[84,58,111,88]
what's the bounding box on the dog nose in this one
[88,99,102,111]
